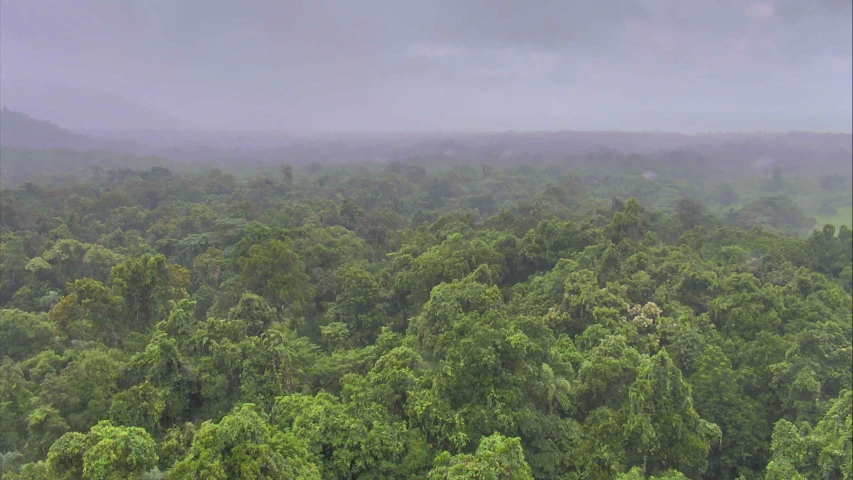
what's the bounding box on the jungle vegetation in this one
[0,144,851,479]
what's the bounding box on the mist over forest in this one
[1,1,851,479]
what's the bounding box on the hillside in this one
[0,108,107,150]
[0,81,194,131]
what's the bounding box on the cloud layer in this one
[1,0,850,132]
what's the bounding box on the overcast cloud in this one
[1,0,851,132]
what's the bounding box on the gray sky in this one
[1,0,851,132]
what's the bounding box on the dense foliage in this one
[0,155,851,479]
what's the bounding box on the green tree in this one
[0,234,29,302]
[324,264,388,347]
[239,328,318,408]
[26,406,69,461]
[765,420,810,480]
[111,254,189,329]
[715,182,738,207]
[170,404,320,480]
[191,247,224,290]
[109,381,167,435]
[38,348,123,432]
[689,346,768,479]
[0,309,55,361]
[428,433,534,480]
[765,390,852,480]
[272,391,411,479]
[0,358,34,452]
[624,350,720,477]
[238,239,313,314]
[282,164,294,187]
[615,467,689,479]
[675,197,706,231]
[47,420,157,480]
[49,278,119,343]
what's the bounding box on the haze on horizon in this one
[1,0,851,134]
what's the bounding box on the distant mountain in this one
[0,107,109,150]
[0,80,195,131]
[0,146,190,189]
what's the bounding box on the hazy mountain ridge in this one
[0,107,108,150]
[2,106,849,178]
[0,80,195,131]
